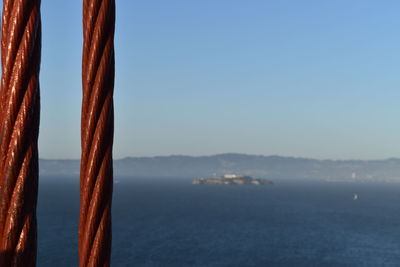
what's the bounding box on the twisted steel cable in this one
[0,0,41,266]
[79,0,115,266]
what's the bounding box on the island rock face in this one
[193,174,273,185]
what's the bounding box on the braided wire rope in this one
[79,0,115,266]
[0,0,41,266]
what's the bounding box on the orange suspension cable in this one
[0,0,41,266]
[79,0,115,266]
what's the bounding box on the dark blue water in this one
[37,177,400,266]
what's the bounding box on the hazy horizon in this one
[39,152,400,161]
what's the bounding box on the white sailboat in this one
[353,194,358,200]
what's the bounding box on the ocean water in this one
[37,177,400,266]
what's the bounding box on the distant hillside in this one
[39,154,400,181]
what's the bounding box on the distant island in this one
[39,153,400,182]
[193,174,273,185]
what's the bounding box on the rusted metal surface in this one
[0,0,41,266]
[79,0,115,266]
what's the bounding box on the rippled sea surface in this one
[37,177,400,266]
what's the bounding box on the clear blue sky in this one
[12,1,400,159]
